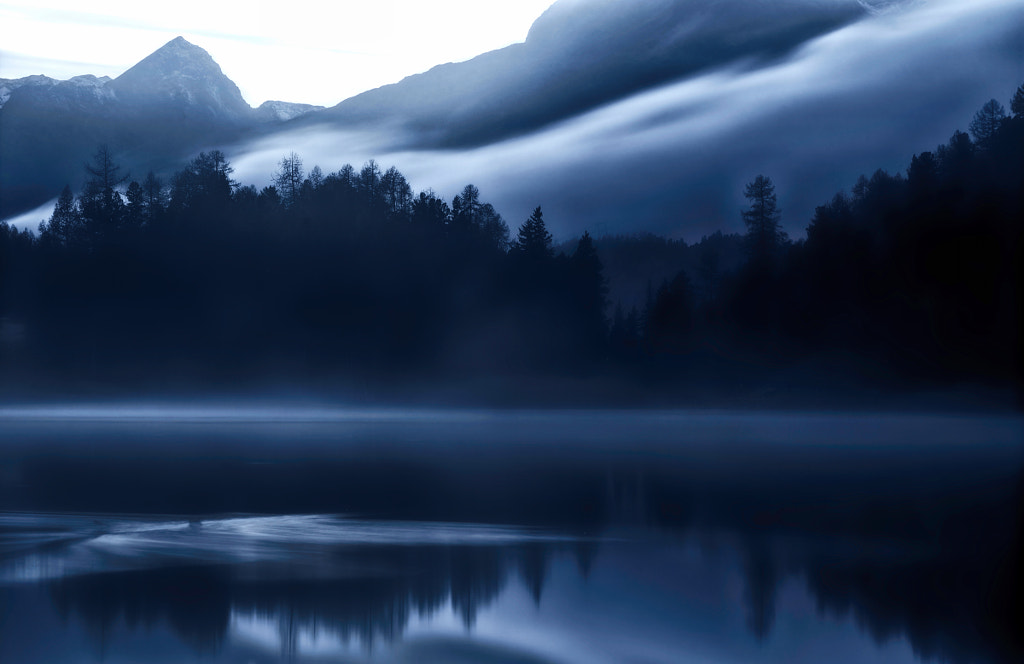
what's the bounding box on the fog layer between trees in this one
[1,91,1021,403]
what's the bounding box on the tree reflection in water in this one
[1,412,1020,663]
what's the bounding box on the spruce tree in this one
[516,206,553,259]
[741,175,786,263]
[1011,84,1024,118]
[968,99,1007,146]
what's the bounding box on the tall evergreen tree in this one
[451,184,482,236]
[477,203,510,253]
[307,165,325,191]
[515,206,553,259]
[80,145,128,241]
[142,171,166,222]
[741,175,786,262]
[358,160,383,208]
[41,185,82,247]
[125,180,145,229]
[1011,84,1024,118]
[83,145,128,202]
[381,166,413,218]
[969,99,1007,146]
[412,190,451,231]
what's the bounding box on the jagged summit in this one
[108,36,253,120]
[0,35,323,219]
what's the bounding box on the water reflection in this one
[0,411,1020,663]
[1,508,1018,663]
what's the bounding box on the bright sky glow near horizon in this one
[0,0,558,107]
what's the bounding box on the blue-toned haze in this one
[1,0,1022,238]
[229,0,1022,238]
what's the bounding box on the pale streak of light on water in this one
[0,404,1022,449]
[0,513,579,583]
[0,404,489,423]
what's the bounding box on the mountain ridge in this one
[0,36,322,219]
[307,0,869,148]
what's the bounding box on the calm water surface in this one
[1,408,1021,663]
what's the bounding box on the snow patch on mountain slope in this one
[256,100,326,122]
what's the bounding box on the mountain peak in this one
[115,37,225,85]
[154,36,214,59]
[109,37,253,120]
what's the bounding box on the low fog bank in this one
[2,199,57,233]
[2,403,1021,443]
[230,0,1023,239]
[1,371,1019,414]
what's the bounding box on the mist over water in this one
[1,408,1022,663]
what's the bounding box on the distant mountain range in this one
[2,0,1021,237]
[0,37,323,219]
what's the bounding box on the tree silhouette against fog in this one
[2,83,1022,396]
[273,152,304,208]
[79,145,129,242]
[141,171,167,224]
[515,206,554,260]
[969,99,1007,147]
[1012,84,1024,117]
[741,174,786,264]
[39,185,82,247]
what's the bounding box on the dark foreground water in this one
[1,407,1022,664]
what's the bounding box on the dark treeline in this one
[0,88,1021,400]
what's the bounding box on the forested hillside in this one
[1,89,1021,402]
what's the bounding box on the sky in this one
[0,0,558,107]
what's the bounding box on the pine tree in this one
[80,145,128,241]
[741,175,786,263]
[968,99,1007,146]
[41,185,82,246]
[478,203,510,252]
[451,184,481,233]
[1011,84,1024,118]
[125,180,145,229]
[307,165,325,190]
[142,171,166,222]
[515,206,553,259]
[381,166,412,217]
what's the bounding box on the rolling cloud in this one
[230,0,1024,240]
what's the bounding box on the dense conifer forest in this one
[1,88,1021,402]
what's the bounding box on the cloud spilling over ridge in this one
[315,0,869,148]
[231,0,1022,240]
[232,0,1024,238]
